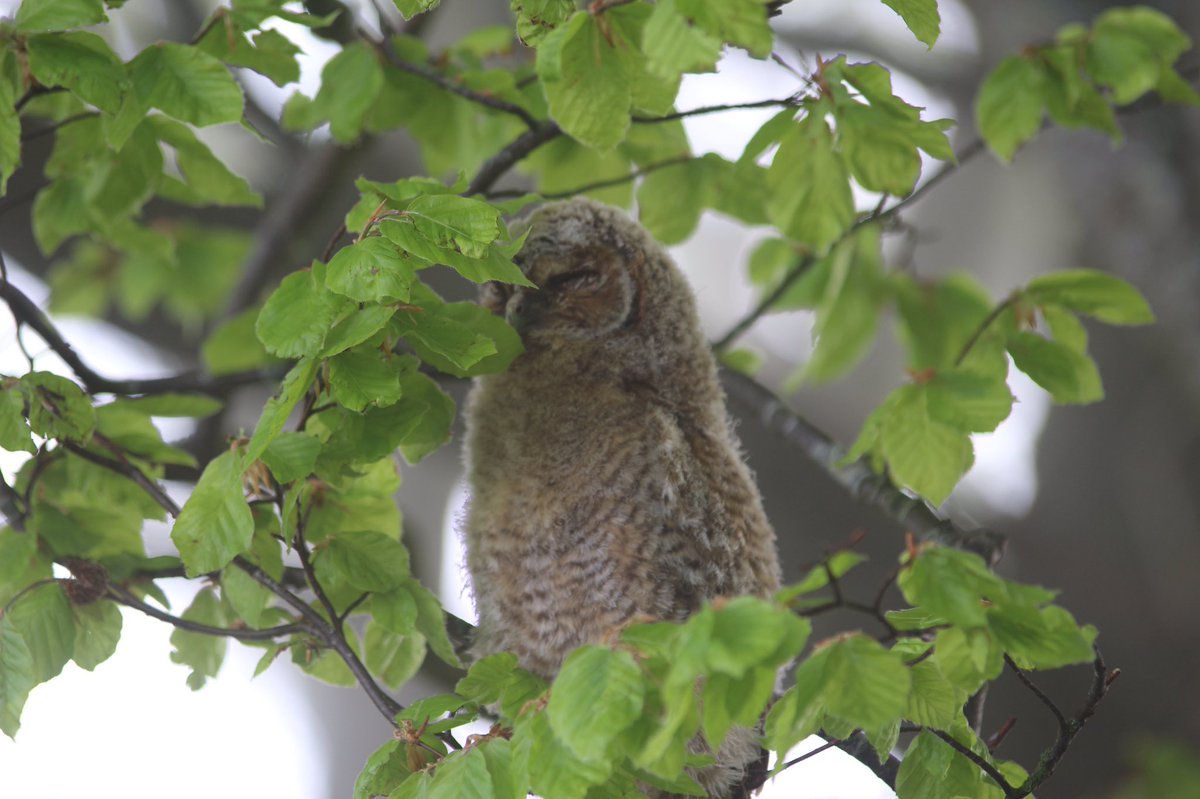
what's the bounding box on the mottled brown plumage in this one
[462,198,781,797]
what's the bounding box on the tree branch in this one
[61,441,182,519]
[1011,647,1118,796]
[721,369,1007,564]
[466,121,562,196]
[0,265,285,396]
[109,584,308,641]
[713,137,989,352]
[632,96,799,124]
[928,728,1016,797]
[486,155,694,201]
[363,31,539,129]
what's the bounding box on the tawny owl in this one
[462,197,781,797]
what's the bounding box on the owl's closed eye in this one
[483,244,638,343]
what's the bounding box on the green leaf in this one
[379,220,531,287]
[257,266,347,357]
[405,576,460,668]
[369,586,419,634]
[521,712,612,799]
[0,617,35,738]
[364,622,426,689]
[0,80,18,196]
[706,597,810,677]
[768,116,854,251]
[26,31,127,112]
[905,659,964,729]
[1025,269,1154,325]
[260,431,321,483]
[169,587,228,689]
[7,582,74,684]
[329,350,404,412]
[821,634,911,730]
[879,384,973,504]
[976,55,1045,162]
[128,42,244,127]
[428,746,495,799]
[642,0,722,80]
[121,394,224,418]
[777,551,867,603]
[539,13,631,149]
[764,654,827,754]
[880,0,940,48]
[895,731,956,799]
[171,451,254,577]
[1042,304,1088,353]
[700,665,777,751]
[414,302,524,378]
[244,357,319,463]
[312,41,384,143]
[1088,7,1192,105]
[318,530,410,593]
[677,0,773,58]
[803,226,886,384]
[149,117,262,207]
[924,370,1014,433]
[221,563,271,627]
[636,159,709,245]
[0,388,36,454]
[893,273,995,371]
[203,308,278,375]
[404,194,501,259]
[393,0,440,19]
[456,652,519,705]
[21,371,95,442]
[393,308,496,375]
[512,0,576,47]
[70,599,121,670]
[15,0,106,32]
[931,626,1003,694]
[325,237,419,303]
[899,546,1002,628]
[1007,331,1103,404]
[354,740,411,799]
[31,177,90,254]
[547,645,644,761]
[198,25,301,88]
[322,305,398,357]
[987,604,1096,669]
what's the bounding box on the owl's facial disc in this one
[495,244,636,344]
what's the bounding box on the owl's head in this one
[481,198,696,355]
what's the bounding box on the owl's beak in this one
[505,289,540,335]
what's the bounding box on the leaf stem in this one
[954,294,1018,368]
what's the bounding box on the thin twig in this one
[721,369,1008,564]
[20,111,98,142]
[928,729,1016,797]
[466,121,562,196]
[777,738,840,771]
[0,268,285,395]
[955,294,1017,367]
[364,31,538,129]
[631,97,799,124]
[712,137,989,352]
[223,142,363,320]
[486,155,694,201]
[109,585,307,641]
[1004,655,1069,732]
[62,442,182,519]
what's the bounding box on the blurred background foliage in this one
[0,0,1197,797]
